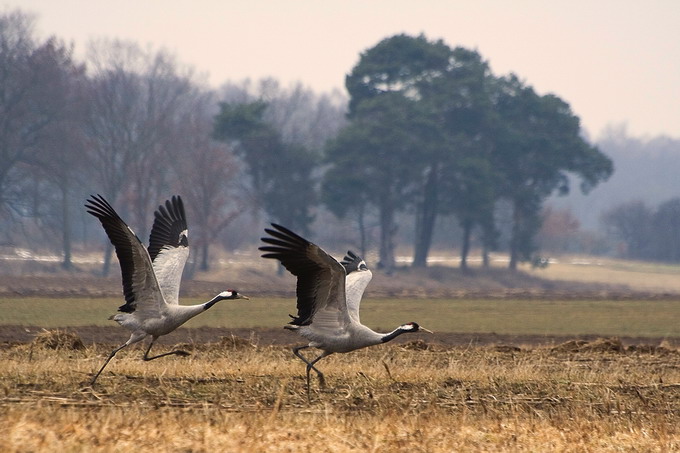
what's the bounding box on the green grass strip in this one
[1,297,679,338]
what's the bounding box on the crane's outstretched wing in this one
[85,195,165,316]
[147,196,189,305]
[259,223,348,328]
[340,250,372,323]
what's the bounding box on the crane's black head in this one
[399,322,433,333]
[381,322,433,343]
[219,290,249,300]
[205,290,249,310]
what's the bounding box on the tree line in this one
[214,34,613,271]
[0,10,345,274]
[1,11,613,273]
[602,198,680,262]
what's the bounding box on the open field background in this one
[3,253,680,345]
[5,250,680,297]
[522,257,680,294]
[2,254,680,450]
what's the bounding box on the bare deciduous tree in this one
[171,91,246,272]
[0,11,77,212]
[82,40,197,274]
[0,11,87,269]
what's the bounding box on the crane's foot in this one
[144,350,191,361]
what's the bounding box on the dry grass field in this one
[2,254,680,451]
[522,256,680,294]
[2,331,680,452]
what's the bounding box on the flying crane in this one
[259,223,431,398]
[85,194,248,385]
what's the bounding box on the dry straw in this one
[1,330,679,451]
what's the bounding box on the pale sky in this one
[3,0,679,139]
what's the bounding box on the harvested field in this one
[2,330,680,451]
[2,268,680,450]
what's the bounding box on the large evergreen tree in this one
[213,100,318,234]
[414,47,497,268]
[324,93,424,270]
[328,34,611,270]
[491,75,613,269]
[334,34,452,270]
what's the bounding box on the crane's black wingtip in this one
[258,245,283,253]
[268,223,300,238]
[265,224,294,238]
[341,249,367,273]
[341,250,362,262]
[170,194,185,213]
[84,194,99,206]
[261,237,292,248]
[263,223,311,246]
[84,194,117,220]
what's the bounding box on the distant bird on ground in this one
[85,194,248,386]
[259,223,431,398]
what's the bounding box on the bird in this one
[85,194,248,385]
[259,223,431,398]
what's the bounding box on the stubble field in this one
[2,329,680,452]
[3,258,680,451]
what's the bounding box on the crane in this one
[259,223,431,398]
[85,194,248,385]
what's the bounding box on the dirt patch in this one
[549,337,679,355]
[3,325,679,350]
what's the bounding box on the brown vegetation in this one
[1,330,680,451]
[32,329,85,351]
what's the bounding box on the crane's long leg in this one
[293,346,332,400]
[307,351,332,387]
[90,343,129,386]
[293,346,326,384]
[142,337,190,361]
[91,332,146,386]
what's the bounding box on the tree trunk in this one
[200,241,210,271]
[482,243,490,268]
[509,201,521,271]
[60,183,73,270]
[460,221,472,271]
[412,164,439,268]
[481,221,495,269]
[378,201,396,272]
[357,204,367,258]
[102,243,114,277]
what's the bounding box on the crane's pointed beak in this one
[238,294,250,300]
[420,327,434,334]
